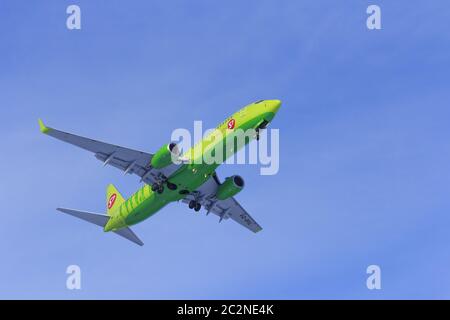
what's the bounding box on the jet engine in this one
[151,142,182,169]
[216,175,245,200]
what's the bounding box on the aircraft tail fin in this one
[56,208,144,246]
[106,184,125,215]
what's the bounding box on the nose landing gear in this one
[256,120,269,141]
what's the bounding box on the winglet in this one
[38,119,50,134]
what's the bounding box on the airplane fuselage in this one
[103,100,281,232]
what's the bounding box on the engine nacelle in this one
[151,142,181,169]
[216,175,245,200]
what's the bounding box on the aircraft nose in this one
[266,100,281,113]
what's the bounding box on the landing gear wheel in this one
[157,185,164,194]
[151,183,159,192]
[189,200,196,209]
[194,203,201,212]
[167,182,178,190]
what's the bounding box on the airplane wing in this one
[181,173,263,233]
[38,119,180,185]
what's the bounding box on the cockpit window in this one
[254,100,264,104]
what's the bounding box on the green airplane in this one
[39,99,281,246]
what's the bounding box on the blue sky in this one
[1,0,450,299]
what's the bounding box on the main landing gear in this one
[151,181,178,194]
[167,181,177,190]
[151,183,164,194]
[189,200,201,212]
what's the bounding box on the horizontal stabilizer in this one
[57,208,109,227]
[114,227,144,246]
[57,208,144,246]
